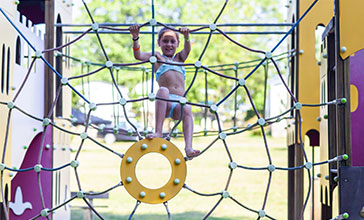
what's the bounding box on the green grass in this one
[70,132,290,220]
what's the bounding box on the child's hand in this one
[129,24,140,39]
[179,27,190,40]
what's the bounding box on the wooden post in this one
[44,0,54,117]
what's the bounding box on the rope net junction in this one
[0,0,349,219]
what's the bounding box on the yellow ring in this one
[120,138,187,204]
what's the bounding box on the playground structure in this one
[0,0,363,220]
[287,0,364,219]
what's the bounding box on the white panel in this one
[11,13,45,173]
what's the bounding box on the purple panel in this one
[306,129,320,147]
[350,49,364,166]
[10,127,53,219]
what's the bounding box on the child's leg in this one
[146,87,170,139]
[173,104,200,158]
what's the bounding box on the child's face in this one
[158,31,179,57]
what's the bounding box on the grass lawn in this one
[69,131,292,220]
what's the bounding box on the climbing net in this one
[0,0,350,219]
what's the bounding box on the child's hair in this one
[158,27,179,42]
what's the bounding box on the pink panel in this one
[350,49,364,166]
[10,126,53,219]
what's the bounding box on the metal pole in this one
[64,31,288,35]
[312,146,315,220]
[55,22,295,27]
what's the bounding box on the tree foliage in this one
[71,0,285,122]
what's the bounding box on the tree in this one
[70,0,285,123]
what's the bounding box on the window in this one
[1,44,5,94]
[15,36,21,65]
[7,47,10,94]
[56,14,63,116]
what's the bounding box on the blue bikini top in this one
[155,54,186,81]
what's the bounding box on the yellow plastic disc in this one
[120,138,187,204]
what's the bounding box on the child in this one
[129,24,200,158]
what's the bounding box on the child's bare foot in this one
[146,132,162,139]
[185,147,200,159]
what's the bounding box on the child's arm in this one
[129,25,153,61]
[177,27,191,62]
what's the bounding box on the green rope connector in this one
[98,124,105,132]
[148,93,156,101]
[70,160,79,168]
[342,212,349,219]
[324,114,328,119]
[267,164,275,172]
[209,23,217,31]
[179,97,187,105]
[221,190,229,199]
[203,129,208,136]
[149,19,157,26]
[265,51,272,59]
[119,98,127,106]
[89,102,97,111]
[35,51,42,58]
[105,61,113,68]
[342,154,349,160]
[258,210,266,217]
[77,191,85,198]
[210,105,218,113]
[80,132,88,140]
[91,23,99,31]
[333,176,339,182]
[40,209,49,217]
[61,77,68,85]
[294,102,302,110]
[340,98,347,104]
[304,162,312,170]
[228,162,237,170]
[149,56,157,64]
[34,164,43,173]
[258,118,266,126]
[42,118,51,127]
[0,164,5,171]
[219,132,227,140]
[194,60,202,68]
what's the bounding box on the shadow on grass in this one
[71,209,245,220]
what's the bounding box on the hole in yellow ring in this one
[135,152,172,189]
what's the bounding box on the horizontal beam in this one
[64,31,288,35]
[55,22,294,27]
